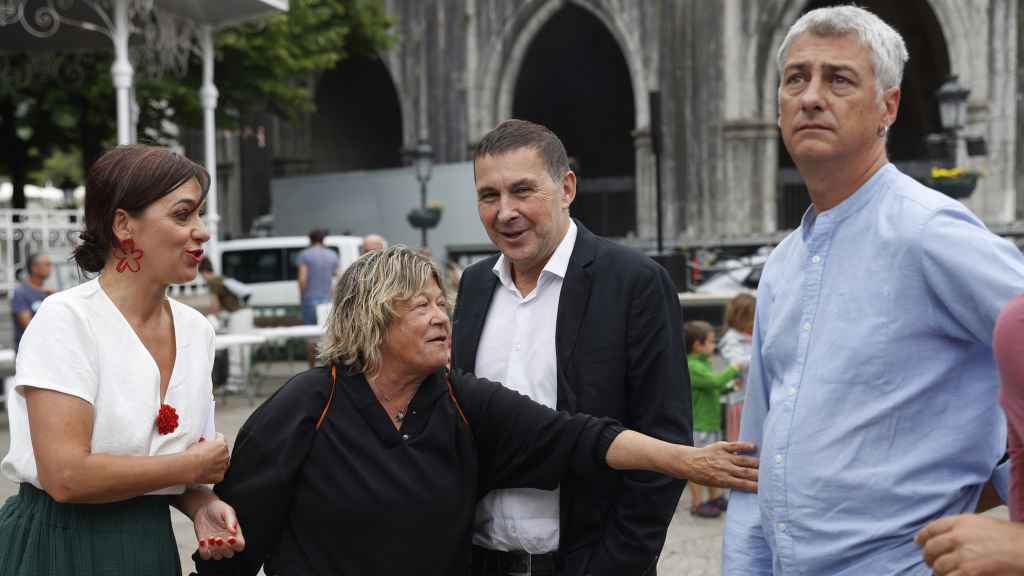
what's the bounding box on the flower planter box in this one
[926,173,979,199]
[407,206,443,229]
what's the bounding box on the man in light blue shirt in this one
[723,6,1024,575]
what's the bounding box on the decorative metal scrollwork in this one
[0,0,194,79]
[0,209,85,292]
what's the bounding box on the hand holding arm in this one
[605,431,758,492]
[916,514,1024,575]
[174,487,246,561]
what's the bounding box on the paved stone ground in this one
[0,360,1008,575]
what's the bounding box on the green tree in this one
[0,0,395,207]
[137,0,395,141]
[0,54,93,209]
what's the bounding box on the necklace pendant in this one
[395,410,405,422]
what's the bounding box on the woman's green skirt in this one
[0,483,181,576]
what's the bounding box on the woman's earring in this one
[877,124,889,138]
[114,238,144,273]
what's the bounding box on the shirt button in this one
[788,387,797,397]
[401,434,409,441]
[812,255,821,264]
[778,522,787,532]
[775,454,784,465]
[802,322,812,332]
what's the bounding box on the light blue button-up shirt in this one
[723,164,1024,575]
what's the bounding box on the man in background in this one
[360,234,386,255]
[297,229,339,366]
[11,253,52,351]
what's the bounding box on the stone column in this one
[633,127,658,241]
[722,119,778,234]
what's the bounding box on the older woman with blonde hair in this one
[196,246,758,576]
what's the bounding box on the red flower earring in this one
[114,239,144,273]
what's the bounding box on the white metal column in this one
[199,23,220,269]
[111,0,134,145]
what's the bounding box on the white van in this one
[168,235,363,309]
[217,235,363,307]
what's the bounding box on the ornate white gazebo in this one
[0,0,288,266]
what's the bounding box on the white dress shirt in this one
[473,221,577,554]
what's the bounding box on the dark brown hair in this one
[726,293,757,333]
[309,228,328,244]
[684,320,715,353]
[73,145,210,274]
[474,119,570,183]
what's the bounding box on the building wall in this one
[270,162,487,259]
[235,0,1020,245]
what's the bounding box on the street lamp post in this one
[413,139,434,248]
[933,75,970,168]
[924,75,982,199]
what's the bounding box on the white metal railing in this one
[0,209,84,294]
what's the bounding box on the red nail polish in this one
[198,539,206,547]
[228,538,236,545]
[214,538,224,545]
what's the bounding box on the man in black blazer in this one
[454,119,691,576]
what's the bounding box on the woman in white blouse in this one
[0,145,244,575]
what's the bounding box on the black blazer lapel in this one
[555,221,597,412]
[452,256,500,374]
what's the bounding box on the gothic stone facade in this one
[281,0,1021,243]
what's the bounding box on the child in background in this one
[685,320,744,518]
[719,293,756,442]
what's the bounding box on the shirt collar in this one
[492,220,578,291]
[801,163,894,240]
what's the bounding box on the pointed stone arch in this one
[475,0,656,239]
[478,0,649,137]
[308,52,404,173]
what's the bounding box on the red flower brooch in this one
[156,403,179,435]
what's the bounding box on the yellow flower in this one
[930,167,964,179]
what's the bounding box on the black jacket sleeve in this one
[450,369,625,491]
[586,265,690,576]
[192,369,332,576]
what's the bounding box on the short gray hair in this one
[777,5,909,99]
[318,245,444,375]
